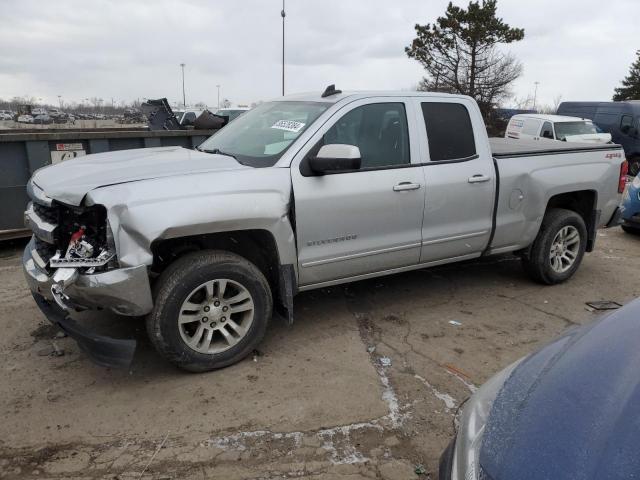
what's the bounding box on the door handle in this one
[468,175,490,184]
[393,182,421,192]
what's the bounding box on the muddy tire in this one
[146,250,272,372]
[522,208,587,285]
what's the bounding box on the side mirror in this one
[621,125,631,134]
[541,130,553,139]
[308,144,361,174]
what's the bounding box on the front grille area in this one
[33,236,57,265]
[32,202,58,225]
[27,200,111,269]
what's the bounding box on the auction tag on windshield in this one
[271,120,305,133]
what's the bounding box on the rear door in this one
[414,98,495,262]
[290,98,426,287]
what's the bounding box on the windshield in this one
[199,101,330,167]
[554,121,598,140]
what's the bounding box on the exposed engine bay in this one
[35,202,115,273]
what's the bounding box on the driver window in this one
[541,122,554,139]
[320,103,410,169]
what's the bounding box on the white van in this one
[505,114,612,144]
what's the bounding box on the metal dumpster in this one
[0,128,215,239]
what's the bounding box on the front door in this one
[291,98,426,287]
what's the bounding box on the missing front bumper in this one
[23,238,153,316]
[31,292,136,368]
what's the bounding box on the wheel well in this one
[151,230,281,298]
[545,190,597,251]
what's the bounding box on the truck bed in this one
[490,137,620,158]
[488,137,624,256]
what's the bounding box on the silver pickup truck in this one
[22,86,626,371]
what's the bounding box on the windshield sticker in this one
[271,120,305,133]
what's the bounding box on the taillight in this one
[619,160,628,193]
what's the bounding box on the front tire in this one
[522,208,587,285]
[147,250,272,372]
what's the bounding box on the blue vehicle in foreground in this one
[440,298,640,480]
[621,174,640,234]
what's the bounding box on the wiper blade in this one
[200,147,236,159]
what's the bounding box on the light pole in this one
[281,0,285,96]
[180,63,186,107]
[533,81,540,111]
[57,95,62,109]
[216,84,220,109]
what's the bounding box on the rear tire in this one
[622,225,640,235]
[147,250,272,372]
[628,158,640,177]
[522,208,587,285]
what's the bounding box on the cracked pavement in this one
[1,228,639,479]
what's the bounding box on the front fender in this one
[85,168,297,272]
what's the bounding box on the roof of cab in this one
[271,90,471,104]
[511,113,593,123]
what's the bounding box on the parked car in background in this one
[558,101,640,175]
[440,297,640,480]
[506,114,612,143]
[0,109,14,120]
[33,114,52,125]
[214,107,250,122]
[23,88,627,371]
[17,114,34,123]
[621,173,640,234]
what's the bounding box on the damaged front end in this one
[23,181,153,368]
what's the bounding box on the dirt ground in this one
[1,228,638,480]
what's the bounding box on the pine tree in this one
[406,0,524,118]
[613,50,640,101]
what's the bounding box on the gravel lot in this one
[1,228,638,479]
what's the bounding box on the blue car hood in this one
[481,298,640,480]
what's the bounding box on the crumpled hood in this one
[480,298,640,480]
[563,133,612,143]
[31,146,247,205]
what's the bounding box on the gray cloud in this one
[0,0,637,109]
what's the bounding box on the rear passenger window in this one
[322,103,410,168]
[421,102,476,161]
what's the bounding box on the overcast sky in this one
[0,0,637,109]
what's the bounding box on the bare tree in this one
[552,94,563,113]
[510,93,535,110]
